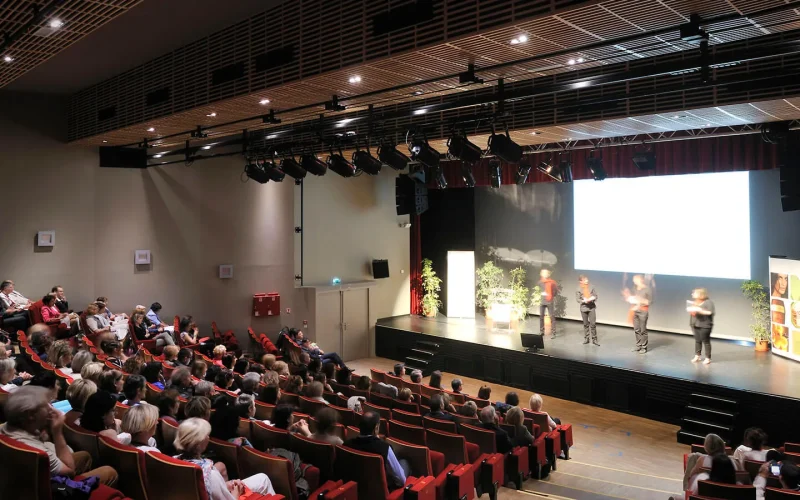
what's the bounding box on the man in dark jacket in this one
[344,411,408,490]
[479,406,513,454]
[424,394,455,422]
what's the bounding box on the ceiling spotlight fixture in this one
[50,19,64,29]
[447,131,483,164]
[3,55,13,63]
[153,154,163,159]
[632,147,656,170]
[352,146,382,176]
[487,126,523,164]
[206,112,217,117]
[280,157,307,180]
[300,153,327,176]
[413,108,428,115]
[586,150,607,181]
[259,158,286,182]
[147,127,155,132]
[408,133,441,170]
[567,59,576,65]
[537,153,573,183]
[489,159,502,188]
[461,163,475,188]
[102,140,108,143]
[518,34,529,43]
[328,146,357,178]
[510,38,519,45]
[431,166,447,189]
[245,160,270,184]
[202,145,212,150]
[377,142,411,171]
[259,98,271,105]
[515,161,532,184]
[577,57,585,63]
[348,75,362,84]
[412,90,423,96]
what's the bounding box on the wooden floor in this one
[348,357,687,500]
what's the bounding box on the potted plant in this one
[420,258,442,317]
[476,261,504,312]
[741,280,771,351]
[509,267,529,324]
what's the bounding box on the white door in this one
[342,288,370,362]
[315,291,343,355]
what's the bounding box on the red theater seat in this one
[459,423,528,490]
[239,446,319,500]
[334,444,435,500]
[425,428,503,499]
[387,436,474,500]
[697,480,756,500]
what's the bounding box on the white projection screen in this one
[768,257,800,362]
[573,171,750,279]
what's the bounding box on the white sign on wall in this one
[768,257,800,363]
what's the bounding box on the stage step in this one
[677,430,708,446]
[402,339,440,377]
[680,417,733,440]
[690,393,738,414]
[416,340,440,350]
[686,405,737,425]
[410,348,436,360]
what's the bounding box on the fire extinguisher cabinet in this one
[253,293,280,317]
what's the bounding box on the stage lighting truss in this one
[351,140,382,176]
[537,152,573,183]
[408,131,441,170]
[487,124,523,164]
[377,140,411,171]
[489,158,502,188]
[586,151,607,180]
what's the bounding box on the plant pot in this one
[755,339,770,352]
[423,309,437,318]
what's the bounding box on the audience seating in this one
[425,428,504,500]
[370,368,387,384]
[255,401,275,420]
[238,446,320,500]
[697,480,756,499]
[28,300,70,338]
[298,396,328,416]
[388,420,427,447]
[334,444,435,500]
[0,434,127,500]
[279,392,300,407]
[420,385,442,399]
[308,479,358,500]
[145,383,162,405]
[289,433,335,483]
[344,426,359,441]
[128,318,157,353]
[63,420,101,465]
[464,395,490,409]
[144,451,210,500]
[444,391,466,404]
[392,408,424,427]
[524,409,572,460]
[207,437,242,479]
[392,398,420,414]
[785,443,800,453]
[252,420,291,450]
[460,423,528,490]
[157,418,179,456]
[98,434,149,500]
[691,443,734,455]
[238,418,253,442]
[330,405,357,427]
[387,437,470,500]
[454,414,479,426]
[423,416,457,433]
[766,488,800,499]
[363,401,392,420]
[501,423,548,480]
[369,392,394,409]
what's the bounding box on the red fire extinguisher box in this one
[253,293,280,317]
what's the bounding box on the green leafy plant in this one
[420,258,442,317]
[530,285,542,308]
[476,261,504,310]
[509,267,529,321]
[741,280,770,342]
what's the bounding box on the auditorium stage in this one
[375,314,800,445]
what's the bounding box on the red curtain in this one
[409,214,423,315]
[429,133,780,188]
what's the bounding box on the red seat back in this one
[386,437,433,476]
[459,423,497,454]
[698,480,756,500]
[334,445,392,499]
[144,451,209,500]
[0,434,51,500]
[299,396,328,417]
[392,408,423,427]
[465,395,490,408]
[98,434,148,500]
[207,437,242,479]
[423,416,457,433]
[391,398,419,414]
[239,446,298,500]
[766,487,800,499]
[425,428,468,467]
[63,421,101,465]
[289,433,336,482]
[369,368,386,384]
[363,401,392,420]
[252,420,290,451]
[388,419,427,446]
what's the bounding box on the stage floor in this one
[377,314,800,401]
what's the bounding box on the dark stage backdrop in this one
[473,169,800,340]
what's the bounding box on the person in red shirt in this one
[539,269,558,338]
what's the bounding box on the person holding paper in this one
[687,288,715,365]
[576,275,599,345]
[628,275,652,353]
[539,269,558,338]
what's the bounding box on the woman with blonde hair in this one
[84,303,112,336]
[121,403,160,452]
[212,345,227,367]
[687,287,715,365]
[528,393,558,431]
[70,350,94,379]
[175,418,275,499]
[80,361,105,384]
[47,340,73,373]
[65,379,97,424]
[273,360,289,377]
[506,406,534,446]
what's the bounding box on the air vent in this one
[211,62,245,86]
[255,46,295,72]
[146,87,171,106]
[32,26,59,38]
[98,106,116,122]
[373,0,434,37]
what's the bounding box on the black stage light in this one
[409,137,440,169]
[377,143,411,171]
[260,159,286,182]
[559,157,574,183]
[488,131,523,164]
[352,149,382,175]
[280,157,307,180]
[327,153,357,177]
[300,154,327,176]
[489,159,502,188]
[461,163,476,188]
[433,166,447,189]
[586,152,606,180]
[632,149,656,170]
[515,162,532,185]
[245,161,269,184]
[537,156,572,183]
[447,132,483,164]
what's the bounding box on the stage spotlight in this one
[632,148,656,170]
[260,159,286,182]
[245,161,270,184]
[280,157,307,180]
[488,131,523,164]
[433,167,448,189]
[515,162,532,184]
[586,152,607,180]
[409,137,440,169]
[300,154,327,176]
[447,132,483,164]
[352,149,382,175]
[327,153,357,177]
[489,159,502,188]
[377,143,411,171]
[537,155,572,183]
[461,163,476,188]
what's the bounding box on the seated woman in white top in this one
[0,358,21,393]
[121,403,161,453]
[687,433,743,492]
[84,303,112,335]
[733,427,771,465]
[174,418,275,499]
[529,393,559,431]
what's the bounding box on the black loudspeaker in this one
[372,259,390,279]
[99,147,147,169]
[395,174,428,215]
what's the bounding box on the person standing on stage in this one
[628,275,652,353]
[576,275,599,346]
[539,269,558,338]
[687,288,715,365]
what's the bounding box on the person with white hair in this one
[174,418,275,499]
[528,393,558,431]
[69,350,94,380]
[240,372,261,396]
[0,386,118,485]
[0,358,21,393]
[409,369,423,384]
[121,403,160,453]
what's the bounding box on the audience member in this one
[185,396,212,420]
[258,384,280,405]
[529,393,559,430]
[215,370,236,393]
[163,345,180,366]
[169,366,194,399]
[271,404,312,437]
[690,453,739,495]
[70,350,93,380]
[221,354,236,371]
[96,296,126,321]
[179,315,201,345]
[29,371,59,403]
[425,394,455,422]
[52,285,71,313]
[80,361,105,385]
[212,345,227,367]
[233,358,249,376]
[42,294,79,334]
[0,358,20,393]
[210,405,251,446]
[344,411,408,490]
[177,348,193,367]
[29,324,53,360]
[312,372,333,393]
[100,339,126,368]
[734,427,770,464]
[191,360,207,380]
[687,433,743,492]
[391,363,404,378]
[85,302,112,336]
[122,374,146,406]
[505,407,533,446]
[81,391,123,441]
[458,401,478,418]
[477,385,491,400]
[98,369,125,402]
[241,372,261,396]
[291,328,349,370]
[306,381,328,405]
[157,387,180,424]
[146,302,166,329]
[141,361,165,390]
[260,353,276,371]
[174,418,275,499]
[235,393,256,420]
[441,392,457,413]
[428,370,443,390]
[321,362,336,383]
[121,403,160,452]
[409,369,422,384]
[205,364,222,384]
[285,375,304,395]
[398,388,414,403]
[312,407,343,445]
[334,367,353,386]
[65,379,97,425]
[478,405,513,454]
[122,355,144,376]
[755,460,800,498]
[0,280,31,332]
[355,375,370,391]
[0,386,118,485]
[375,380,399,399]
[451,378,466,395]
[194,380,216,398]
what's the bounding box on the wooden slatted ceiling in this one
[68,0,800,145]
[0,0,142,89]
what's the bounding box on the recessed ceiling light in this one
[102,140,108,143]
[202,145,212,150]
[153,154,163,158]
[259,98,270,105]
[577,57,585,63]
[206,112,217,117]
[530,131,540,135]
[413,109,428,115]
[2,55,13,63]
[567,59,576,65]
[266,134,277,139]
[518,35,529,43]
[348,75,362,84]
[510,38,519,45]
[705,123,711,127]
[147,127,155,132]
[49,19,64,29]
[413,91,423,96]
